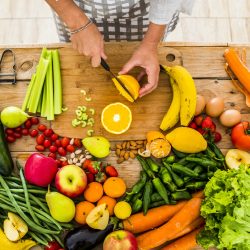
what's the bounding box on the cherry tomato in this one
[38,124,47,132]
[188,121,197,130]
[61,160,68,167]
[24,120,32,129]
[5,128,14,136]
[44,129,53,137]
[56,159,62,168]
[61,137,70,148]
[13,132,22,139]
[55,139,61,147]
[74,138,82,147]
[30,117,39,125]
[66,144,75,153]
[21,128,29,136]
[36,134,45,145]
[35,145,45,151]
[44,241,61,250]
[48,152,57,159]
[58,147,67,156]
[51,133,59,141]
[44,139,51,148]
[49,145,58,153]
[6,136,16,143]
[30,129,38,137]
[231,121,250,150]
[14,127,22,133]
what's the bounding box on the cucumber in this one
[0,120,14,176]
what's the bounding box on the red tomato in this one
[51,133,59,141]
[61,137,70,148]
[66,144,75,153]
[6,136,16,143]
[14,127,22,133]
[36,134,45,145]
[44,129,53,137]
[24,120,32,129]
[30,129,38,137]
[231,122,250,150]
[30,117,39,125]
[74,138,82,147]
[58,147,67,156]
[49,145,58,153]
[44,139,51,148]
[21,128,29,136]
[13,132,22,139]
[38,124,47,132]
[5,128,14,135]
[35,145,45,151]
[55,139,61,147]
[48,152,57,159]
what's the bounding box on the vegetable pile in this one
[197,167,250,249]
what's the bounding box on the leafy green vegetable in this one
[197,167,250,250]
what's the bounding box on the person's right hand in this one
[70,23,107,67]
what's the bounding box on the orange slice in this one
[112,75,140,102]
[101,102,132,134]
[149,138,171,158]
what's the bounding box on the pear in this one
[86,204,109,230]
[82,136,110,158]
[0,106,29,128]
[225,149,250,169]
[46,191,75,223]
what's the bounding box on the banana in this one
[160,76,181,131]
[163,65,197,126]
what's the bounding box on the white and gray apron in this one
[54,0,180,42]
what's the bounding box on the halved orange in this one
[101,102,132,134]
[112,75,140,102]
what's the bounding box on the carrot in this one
[161,227,203,250]
[123,201,186,234]
[192,190,204,199]
[224,48,250,93]
[136,197,202,250]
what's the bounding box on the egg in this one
[219,109,242,127]
[195,95,206,116]
[206,97,225,117]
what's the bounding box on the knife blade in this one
[100,58,135,101]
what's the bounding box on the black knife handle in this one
[101,57,110,72]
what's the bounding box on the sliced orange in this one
[101,102,132,134]
[149,138,171,158]
[112,75,140,102]
[146,131,165,143]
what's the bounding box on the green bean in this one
[176,158,188,165]
[152,178,169,204]
[205,147,216,159]
[137,155,155,178]
[184,162,197,169]
[0,188,47,194]
[29,193,49,214]
[149,199,177,208]
[143,181,153,215]
[123,193,133,202]
[20,168,40,224]
[127,171,147,195]
[28,232,48,246]
[0,175,58,234]
[193,166,204,175]
[172,163,199,177]
[54,234,64,247]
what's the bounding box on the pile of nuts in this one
[115,140,147,163]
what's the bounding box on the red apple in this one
[24,153,58,187]
[55,165,87,198]
[103,230,138,250]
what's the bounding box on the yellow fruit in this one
[166,127,207,153]
[101,102,132,134]
[112,75,140,102]
[160,77,181,131]
[149,138,171,158]
[114,201,132,219]
[146,131,165,143]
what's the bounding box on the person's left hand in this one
[119,42,160,97]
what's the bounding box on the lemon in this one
[114,201,132,219]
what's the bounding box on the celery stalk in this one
[22,73,36,111]
[41,80,47,118]
[36,91,42,113]
[52,49,62,115]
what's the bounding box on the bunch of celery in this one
[22,48,62,120]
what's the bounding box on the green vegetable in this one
[164,155,175,163]
[186,156,218,168]
[172,163,199,177]
[132,199,143,213]
[172,148,187,158]
[152,178,169,204]
[185,181,206,190]
[159,167,177,192]
[197,167,250,249]
[131,192,142,204]
[127,171,147,195]
[137,155,155,179]
[142,181,152,215]
[171,191,191,200]
[146,158,159,172]
[151,193,164,202]
[163,162,184,188]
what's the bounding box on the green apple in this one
[55,165,87,198]
[225,149,250,169]
[82,136,110,158]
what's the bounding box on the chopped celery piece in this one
[85,96,92,102]
[81,113,88,121]
[89,108,95,115]
[81,121,87,127]
[80,90,86,95]
[75,110,82,116]
[61,107,68,112]
[87,130,94,136]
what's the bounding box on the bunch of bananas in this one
[160,65,197,131]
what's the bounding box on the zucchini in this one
[0,120,14,176]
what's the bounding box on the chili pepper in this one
[185,156,218,168]
[163,162,184,188]
[205,146,216,159]
[171,191,192,200]
[208,142,226,168]
[149,200,177,208]
[137,155,155,179]
[198,173,208,180]
[143,181,153,215]
[184,176,193,183]
[164,155,175,163]
[131,192,143,204]
[172,163,199,177]
[159,168,177,192]
[185,181,207,190]
[172,148,187,158]
[193,165,204,174]
[146,158,159,172]
[126,171,147,195]
[123,193,133,202]
[177,158,188,165]
[207,171,214,178]
[185,162,197,169]
[152,178,169,204]
[151,193,165,202]
[132,199,143,213]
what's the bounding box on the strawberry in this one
[105,165,118,177]
[194,115,204,126]
[83,160,102,174]
[201,116,213,130]
[210,122,216,133]
[95,172,107,183]
[86,173,95,183]
[213,131,222,143]
[188,121,197,130]
[197,128,206,135]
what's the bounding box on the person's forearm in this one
[45,0,88,30]
[142,22,166,48]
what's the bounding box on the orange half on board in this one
[112,75,140,102]
[101,102,132,134]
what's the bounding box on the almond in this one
[116,144,122,149]
[124,152,129,160]
[132,149,138,154]
[126,141,130,150]
[120,150,126,157]
[130,141,137,147]
[116,148,121,156]
[130,146,137,150]
[136,140,144,145]
[129,151,136,159]
[136,144,144,149]
[117,157,125,164]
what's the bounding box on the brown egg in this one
[219,109,242,127]
[206,97,225,117]
[195,95,206,116]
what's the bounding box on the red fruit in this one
[231,122,250,150]
[44,129,53,137]
[105,166,118,177]
[44,139,51,148]
[61,137,70,148]
[21,128,29,136]
[188,121,197,130]
[38,124,47,132]
[51,133,59,141]
[194,115,204,126]
[201,116,213,129]
[5,128,14,136]
[74,138,82,147]
[95,172,107,183]
[49,145,57,153]
[6,136,16,143]
[14,127,22,133]
[66,144,75,153]
[56,159,62,168]
[13,132,22,139]
[36,134,45,145]
[44,241,61,250]
[48,152,57,159]
[58,147,67,156]
[213,131,222,143]
[86,172,95,183]
[84,160,101,174]
[61,160,68,167]
[197,128,206,135]
[30,117,39,125]
[55,139,61,147]
[210,122,216,133]
[24,120,32,129]
[30,129,38,137]
[35,145,45,152]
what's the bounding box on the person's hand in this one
[119,42,160,97]
[71,23,107,67]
